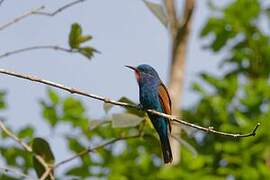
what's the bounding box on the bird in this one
[126,64,173,164]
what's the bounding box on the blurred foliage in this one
[69,23,98,59]
[142,0,167,27]
[183,0,270,179]
[0,125,35,179]
[1,0,270,179]
[0,91,6,110]
[32,137,55,179]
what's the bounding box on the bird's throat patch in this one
[135,71,141,81]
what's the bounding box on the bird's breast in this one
[139,81,160,110]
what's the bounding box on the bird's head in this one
[125,64,160,82]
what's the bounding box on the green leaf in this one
[65,166,91,178]
[191,82,206,95]
[112,113,144,128]
[47,89,59,105]
[78,35,92,44]
[0,90,6,110]
[68,23,98,60]
[40,101,58,127]
[67,136,85,153]
[69,23,82,49]
[78,47,97,59]
[142,0,167,27]
[32,138,55,179]
[63,97,85,119]
[17,126,34,139]
[32,138,55,164]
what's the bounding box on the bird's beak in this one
[125,65,137,71]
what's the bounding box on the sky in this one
[0,0,228,176]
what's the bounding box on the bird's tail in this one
[159,133,173,164]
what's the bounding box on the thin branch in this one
[164,0,178,38]
[0,0,89,30]
[0,46,80,59]
[0,6,45,31]
[0,120,54,180]
[33,0,88,17]
[0,120,32,152]
[0,68,260,138]
[182,0,195,30]
[40,134,142,180]
[0,166,35,180]
[59,134,141,168]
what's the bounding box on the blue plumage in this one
[126,64,173,164]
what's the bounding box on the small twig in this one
[165,0,178,38]
[40,134,141,180]
[0,166,35,180]
[33,0,88,17]
[0,46,80,59]
[0,0,88,30]
[0,68,260,138]
[0,6,45,31]
[0,120,32,152]
[58,134,141,168]
[171,118,260,138]
[181,0,195,30]
[0,120,54,180]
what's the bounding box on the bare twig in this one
[33,0,88,17]
[0,0,89,30]
[40,134,142,180]
[0,6,44,31]
[0,46,80,59]
[0,68,260,138]
[182,0,195,29]
[0,166,35,180]
[0,120,32,152]
[0,120,54,180]
[164,0,178,38]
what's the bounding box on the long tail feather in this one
[159,134,173,164]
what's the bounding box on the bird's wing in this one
[158,83,172,133]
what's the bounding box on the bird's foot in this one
[136,104,144,111]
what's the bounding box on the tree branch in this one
[0,120,32,152]
[171,119,260,138]
[0,120,54,180]
[0,6,44,31]
[33,0,88,17]
[40,133,143,180]
[182,0,195,29]
[0,46,80,59]
[164,0,178,39]
[0,166,35,180]
[0,68,260,138]
[0,0,89,31]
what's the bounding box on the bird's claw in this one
[136,104,144,111]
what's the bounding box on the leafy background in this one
[1,0,270,179]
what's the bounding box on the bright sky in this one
[0,0,227,175]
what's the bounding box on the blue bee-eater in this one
[126,64,173,164]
